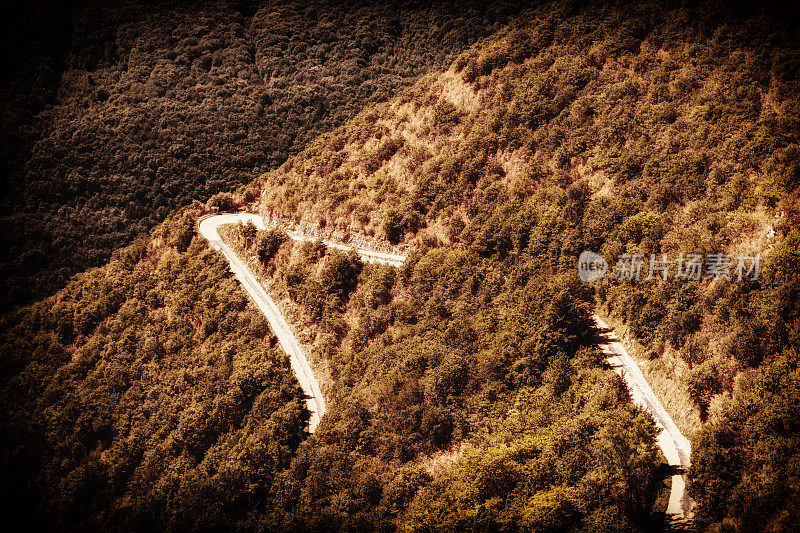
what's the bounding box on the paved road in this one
[593,315,694,519]
[200,213,327,432]
[199,213,693,518]
[279,228,406,267]
[199,212,404,432]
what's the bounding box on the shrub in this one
[319,250,363,307]
[433,100,461,130]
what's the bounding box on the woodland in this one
[0,0,526,310]
[1,0,799,531]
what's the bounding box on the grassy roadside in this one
[596,307,702,442]
[216,222,337,399]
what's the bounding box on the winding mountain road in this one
[199,212,404,432]
[594,316,694,519]
[199,212,693,517]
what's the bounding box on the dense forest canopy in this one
[0,0,527,311]
[256,0,800,528]
[0,208,310,530]
[0,0,799,531]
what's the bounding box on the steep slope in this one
[0,210,665,530]
[0,207,309,530]
[0,0,527,311]
[219,208,665,531]
[253,0,800,528]
[0,4,673,524]
[2,0,800,530]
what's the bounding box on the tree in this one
[382,209,405,245]
[208,192,236,212]
[319,250,363,307]
[594,406,666,528]
[257,229,289,266]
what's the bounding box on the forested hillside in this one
[1,0,800,531]
[255,0,800,529]
[220,220,668,530]
[0,205,667,530]
[0,207,309,530]
[0,0,526,311]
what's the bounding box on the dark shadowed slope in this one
[0,0,527,310]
